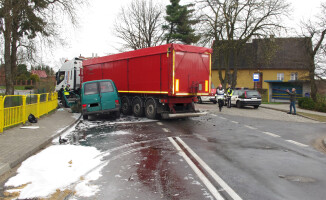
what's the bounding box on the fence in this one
[0,92,58,132]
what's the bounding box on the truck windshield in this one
[57,71,65,85]
[100,81,114,93]
[84,83,99,95]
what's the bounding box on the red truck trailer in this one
[81,43,212,119]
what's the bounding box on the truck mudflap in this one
[161,111,207,119]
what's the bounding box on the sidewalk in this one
[0,108,80,178]
[261,104,326,117]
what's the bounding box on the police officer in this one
[226,84,233,108]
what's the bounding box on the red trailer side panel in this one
[102,60,128,91]
[128,54,166,94]
[82,64,102,83]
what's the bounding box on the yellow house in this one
[212,37,311,102]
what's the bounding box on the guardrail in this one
[0,92,58,133]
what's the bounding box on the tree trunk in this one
[4,0,14,95]
[309,60,317,102]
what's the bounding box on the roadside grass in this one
[298,112,326,123]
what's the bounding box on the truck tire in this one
[132,98,144,117]
[121,97,132,115]
[145,99,157,119]
[83,114,88,120]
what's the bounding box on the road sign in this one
[253,73,260,82]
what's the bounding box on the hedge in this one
[298,97,326,113]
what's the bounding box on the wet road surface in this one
[67,110,326,200]
[2,106,326,200]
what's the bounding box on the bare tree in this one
[197,0,290,88]
[114,0,165,51]
[0,0,85,95]
[300,2,326,102]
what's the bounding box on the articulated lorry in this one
[57,43,212,119]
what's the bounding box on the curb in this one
[0,110,81,178]
[260,105,321,122]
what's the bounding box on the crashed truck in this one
[56,43,212,119]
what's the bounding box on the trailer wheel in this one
[145,99,157,119]
[121,97,132,115]
[132,98,144,117]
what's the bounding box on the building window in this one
[290,72,298,80]
[277,73,284,81]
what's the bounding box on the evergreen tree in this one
[163,0,200,44]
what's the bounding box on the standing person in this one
[216,84,225,112]
[286,88,296,115]
[226,84,233,108]
[64,84,70,98]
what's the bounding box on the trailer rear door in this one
[174,51,210,96]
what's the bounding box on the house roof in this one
[31,70,47,78]
[212,37,311,70]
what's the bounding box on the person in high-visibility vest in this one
[64,84,70,98]
[226,84,233,108]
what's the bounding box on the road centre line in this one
[262,132,281,138]
[168,137,225,200]
[285,140,309,147]
[162,128,170,133]
[157,122,163,126]
[244,125,257,130]
[176,137,243,200]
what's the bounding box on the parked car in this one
[231,89,261,108]
[197,83,217,104]
[81,79,121,120]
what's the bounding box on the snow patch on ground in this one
[109,130,131,136]
[5,145,106,199]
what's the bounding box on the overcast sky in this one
[46,0,324,71]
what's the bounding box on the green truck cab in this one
[81,79,121,120]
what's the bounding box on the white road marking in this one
[157,122,163,126]
[176,137,243,200]
[231,121,239,124]
[244,125,257,130]
[168,137,225,200]
[220,117,227,120]
[210,114,217,117]
[285,140,309,147]
[162,128,170,133]
[262,132,281,138]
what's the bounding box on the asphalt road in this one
[2,104,326,200]
[69,105,326,200]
